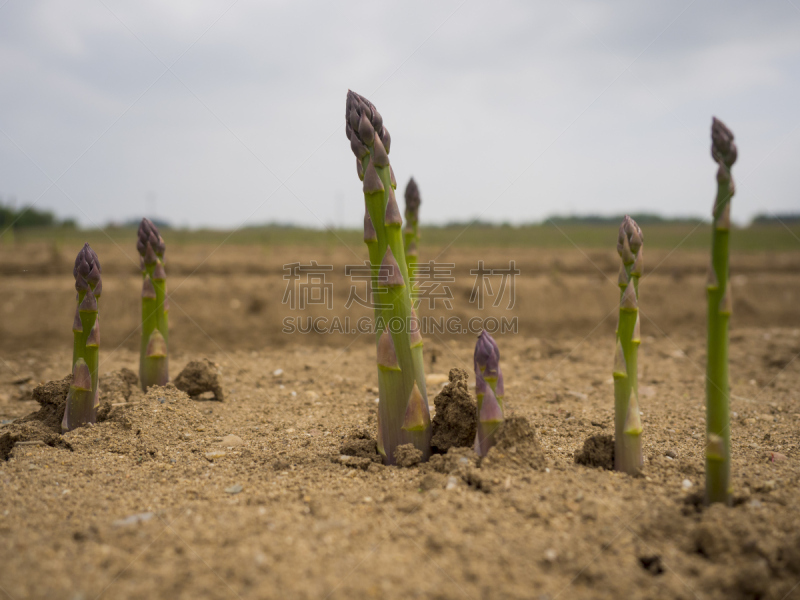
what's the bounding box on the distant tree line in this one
[0,199,76,230]
[546,213,703,225]
[751,213,800,225]
[439,214,704,228]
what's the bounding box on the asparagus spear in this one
[137,218,169,390]
[706,117,737,505]
[473,330,504,456]
[613,216,643,474]
[62,243,102,432]
[346,90,431,465]
[403,178,421,299]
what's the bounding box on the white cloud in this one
[0,0,798,228]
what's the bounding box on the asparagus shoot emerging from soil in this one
[706,117,737,505]
[346,90,431,465]
[403,178,421,298]
[138,218,169,390]
[473,330,505,456]
[62,243,102,432]
[613,216,643,475]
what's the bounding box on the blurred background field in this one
[3,216,800,251]
[1,219,798,357]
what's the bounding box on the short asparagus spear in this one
[474,330,504,456]
[613,216,643,474]
[346,90,431,465]
[62,243,102,432]
[706,118,737,505]
[403,178,421,298]
[137,219,169,390]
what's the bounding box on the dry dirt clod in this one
[482,416,545,469]
[339,429,381,464]
[0,374,74,460]
[419,472,445,491]
[395,444,423,468]
[574,434,614,470]
[430,368,477,454]
[174,359,224,401]
[99,368,140,404]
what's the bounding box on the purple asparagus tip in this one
[474,330,500,380]
[404,177,421,219]
[74,243,102,296]
[346,90,391,162]
[137,218,166,260]
[711,117,737,169]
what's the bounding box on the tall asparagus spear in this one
[62,243,102,432]
[403,178,421,299]
[613,216,643,474]
[346,90,431,465]
[474,330,504,456]
[137,218,169,390]
[706,118,737,505]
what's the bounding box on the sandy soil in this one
[0,328,798,599]
[0,248,799,599]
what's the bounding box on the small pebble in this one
[665,449,678,459]
[225,484,243,495]
[768,452,787,463]
[543,549,557,563]
[682,479,692,490]
[445,476,458,491]
[221,435,243,447]
[273,369,283,377]
[204,450,227,461]
[113,512,154,527]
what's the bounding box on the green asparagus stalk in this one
[137,218,169,390]
[403,178,421,299]
[62,243,102,432]
[474,330,504,456]
[346,90,431,465]
[613,216,643,475]
[706,117,737,505]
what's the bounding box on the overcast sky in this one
[1,0,799,229]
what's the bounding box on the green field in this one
[3,221,800,252]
